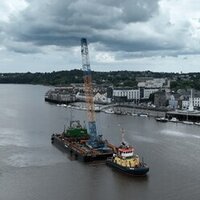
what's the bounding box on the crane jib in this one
[81,37,109,149]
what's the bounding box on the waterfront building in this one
[180,89,200,110]
[193,97,200,108]
[113,87,160,102]
[182,97,200,109]
[137,78,169,101]
[94,92,109,104]
[153,90,167,107]
[142,88,159,99]
[76,91,110,104]
[168,94,178,110]
[113,88,140,102]
[45,88,76,104]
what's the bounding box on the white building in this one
[113,87,160,101]
[94,92,110,104]
[193,97,200,108]
[113,88,140,101]
[182,97,200,109]
[76,92,110,104]
[142,88,159,99]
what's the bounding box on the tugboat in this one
[106,129,149,176]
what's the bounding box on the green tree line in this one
[0,70,200,90]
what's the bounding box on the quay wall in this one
[114,106,166,117]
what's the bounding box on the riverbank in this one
[48,101,167,118]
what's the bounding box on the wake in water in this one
[4,147,69,168]
[131,134,158,143]
[160,129,200,139]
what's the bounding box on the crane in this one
[81,38,103,148]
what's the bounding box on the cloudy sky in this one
[1,0,200,73]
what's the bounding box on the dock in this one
[166,110,200,122]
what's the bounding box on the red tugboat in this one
[106,130,149,176]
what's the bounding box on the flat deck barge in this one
[51,134,114,162]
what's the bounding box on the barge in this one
[51,121,114,162]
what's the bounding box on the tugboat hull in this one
[106,159,149,176]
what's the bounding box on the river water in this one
[0,84,200,200]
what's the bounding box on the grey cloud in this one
[3,0,198,60]
[4,0,160,52]
[5,40,41,54]
[114,48,200,61]
[120,0,159,22]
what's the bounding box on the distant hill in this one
[0,69,200,91]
